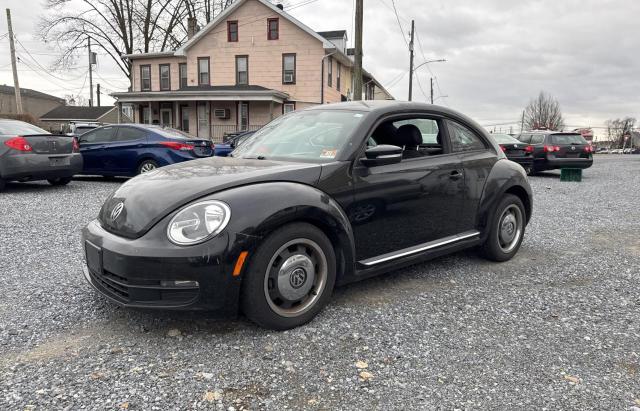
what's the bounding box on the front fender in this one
[208,182,356,285]
[476,159,533,240]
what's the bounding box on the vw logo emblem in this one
[513,144,518,148]
[289,268,307,289]
[571,146,576,151]
[110,202,124,221]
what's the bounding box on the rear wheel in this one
[137,160,158,175]
[47,177,72,186]
[241,222,336,330]
[480,194,526,262]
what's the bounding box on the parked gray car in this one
[0,119,83,191]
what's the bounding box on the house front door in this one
[197,102,210,138]
[160,108,172,127]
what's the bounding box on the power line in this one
[390,0,409,47]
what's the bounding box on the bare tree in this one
[38,0,237,78]
[523,91,565,131]
[605,117,636,148]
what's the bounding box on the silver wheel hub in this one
[278,254,315,301]
[141,163,156,173]
[497,205,523,253]
[264,238,328,318]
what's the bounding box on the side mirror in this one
[230,140,236,149]
[360,145,402,167]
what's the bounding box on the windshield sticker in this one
[320,149,337,158]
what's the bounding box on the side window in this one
[447,121,487,152]
[530,134,545,144]
[517,134,531,143]
[81,127,116,143]
[116,127,147,142]
[369,117,443,159]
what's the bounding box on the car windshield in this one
[0,121,49,136]
[149,127,195,140]
[231,110,365,162]
[74,126,96,135]
[492,134,521,144]
[550,134,587,144]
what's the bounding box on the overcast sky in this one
[1,0,638,136]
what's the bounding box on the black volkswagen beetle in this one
[82,101,533,330]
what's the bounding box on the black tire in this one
[241,222,337,330]
[480,194,526,262]
[524,165,534,176]
[47,177,73,186]
[137,160,158,175]
[0,178,5,192]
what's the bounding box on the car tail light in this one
[584,145,593,153]
[524,145,534,153]
[544,145,560,153]
[500,145,506,152]
[72,137,80,153]
[4,136,32,152]
[160,141,195,151]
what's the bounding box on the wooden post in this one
[353,0,363,101]
[6,9,23,114]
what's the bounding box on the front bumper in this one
[81,219,245,315]
[0,153,83,181]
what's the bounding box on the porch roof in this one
[112,85,289,104]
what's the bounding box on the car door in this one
[109,126,149,174]
[350,115,466,262]
[446,120,498,231]
[78,126,117,174]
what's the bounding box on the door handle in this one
[449,170,463,180]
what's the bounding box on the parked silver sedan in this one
[0,119,83,191]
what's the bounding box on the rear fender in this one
[476,159,533,241]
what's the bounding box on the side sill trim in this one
[359,230,481,266]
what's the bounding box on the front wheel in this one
[47,177,72,186]
[480,194,526,262]
[137,160,158,175]
[241,222,336,330]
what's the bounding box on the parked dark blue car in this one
[78,124,214,176]
[214,130,256,156]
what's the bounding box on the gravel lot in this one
[1,156,639,410]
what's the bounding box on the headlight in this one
[167,200,231,245]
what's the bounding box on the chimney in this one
[187,17,197,39]
[276,3,284,10]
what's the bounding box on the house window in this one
[159,64,170,90]
[236,55,248,85]
[283,103,295,114]
[268,18,279,40]
[327,57,333,88]
[179,63,187,88]
[282,53,296,84]
[180,106,190,132]
[239,103,249,131]
[228,21,238,42]
[198,57,210,85]
[140,65,151,91]
[336,62,341,91]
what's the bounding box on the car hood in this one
[98,156,323,238]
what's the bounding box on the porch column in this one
[269,100,274,121]
[148,101,152,124]
[174,101,179,129]
[117,102,122,124]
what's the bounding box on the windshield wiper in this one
[242,155,267,160]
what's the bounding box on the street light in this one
[409,59,446,103]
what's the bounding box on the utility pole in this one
[520,110,525,133]
[96,83,101,106]
[408,20,415,101]
[6,9,23,114]
[88,37,94,107]
[353,0,363,101]
[430,77,434,104]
